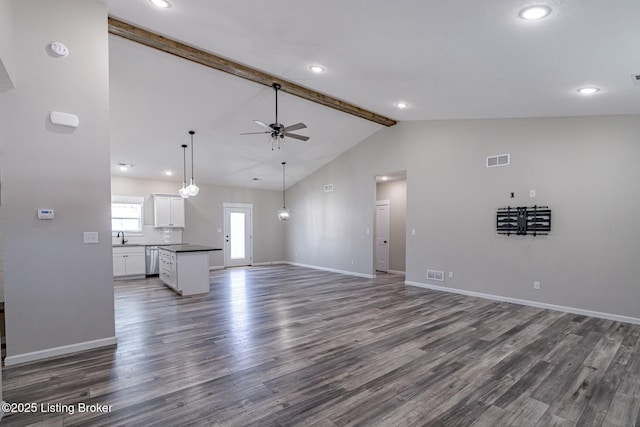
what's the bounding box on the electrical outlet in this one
[448,272,454,279]
[411,229,416,236]
[351,259,355,265]
[529,189,536,198]
[533,281,541,290]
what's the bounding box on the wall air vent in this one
[427,269,445,281]
[324,184,333,192]
[486,153,510,168]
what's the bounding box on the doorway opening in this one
[223,203,253,267]
[374,172,407,274]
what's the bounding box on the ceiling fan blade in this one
[240,131,270,135]
[283,122,307,132]
[253,120,271,129]
[286,133,310,141]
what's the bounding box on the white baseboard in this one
[252,261,287,266]
[114,274,145,281]
[4,336,117,367]
[405,280,640,326]
[209,265,225,271]
[285,261,375,279]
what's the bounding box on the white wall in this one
[112,176,286,266]
[287,116,640,320]
[377,179,407,272]
[0,0,115,364]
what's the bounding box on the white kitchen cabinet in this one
[159,249,177,290]
[159,246,218,296]
[153,194,185,228]
[113,246,146,278]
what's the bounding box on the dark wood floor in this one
[2,265,640,426]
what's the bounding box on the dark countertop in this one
[158,244,222,253]
[112,243,183,248]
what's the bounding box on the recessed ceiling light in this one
[118,163,133,171]
[519,5,551,20]
[309,65,325,73]
[148,0,171,8]
[577,87,600,95]
[164,171,173,176]
[395,102,409,109]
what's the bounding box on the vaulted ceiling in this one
[106,0,640,190]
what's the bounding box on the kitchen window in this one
[111,196,144,234]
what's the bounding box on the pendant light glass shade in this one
[278,161,290,221]
[187,178,199,196]
[278,207,290,221]
[179,144,190,199]
[186,130,199,196]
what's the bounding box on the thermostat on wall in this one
[37,209,54,220]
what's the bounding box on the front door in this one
[223,203,253,267]
[375,201,390,272]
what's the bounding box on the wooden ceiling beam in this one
[108,17,397,127]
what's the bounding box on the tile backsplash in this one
[112,225,182,245]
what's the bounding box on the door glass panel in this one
[230,212,245,259]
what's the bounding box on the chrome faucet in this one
[116,231,128,245]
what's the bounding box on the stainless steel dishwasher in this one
[145,246,159,276]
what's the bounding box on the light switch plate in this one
[84,232,99,244]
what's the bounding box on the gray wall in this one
[0,0,115,361]
[112,177,286,266]
[286,116,640,319]
[0,0,15,91]
[377,180,407,272]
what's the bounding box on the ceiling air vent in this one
[427,269,445,281]
[633,74,640,86]
[486,153,510,168]
[324,184,333,192]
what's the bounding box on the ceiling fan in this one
[241,83,309,150]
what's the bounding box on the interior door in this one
[223,203,253,267]
[375,201,390,272]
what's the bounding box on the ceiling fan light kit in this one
[241,83,309,150]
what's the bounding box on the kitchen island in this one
[158,245,221,296]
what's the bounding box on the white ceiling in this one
[107,0,640,190]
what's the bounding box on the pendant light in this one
[186,130,199,196]
[278,161,290,221]
[178,144,190,198]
